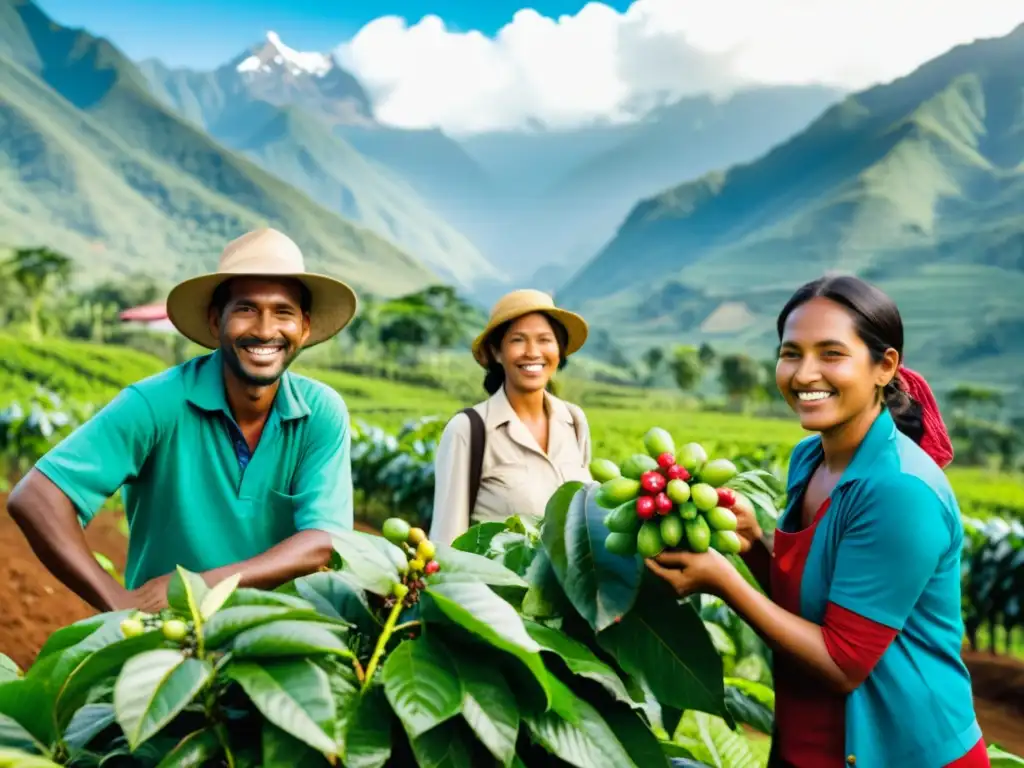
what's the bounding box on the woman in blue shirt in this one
[647,275,988,767]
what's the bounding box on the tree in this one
[669,345,703,393]
[698,342,717,367]
[642,347,665,385]
[719,353,762,404]
[2,247,73,340]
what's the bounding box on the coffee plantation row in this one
[2,479,1022,766]
[0,462,787,767]
[3,380,1023,659]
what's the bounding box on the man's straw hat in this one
[471,289,588,367]
[166,228,358,349]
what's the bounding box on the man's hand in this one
[110,574,172,613]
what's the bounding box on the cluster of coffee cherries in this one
[120,610,196,651]
[381,517,441,609]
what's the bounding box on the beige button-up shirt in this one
[429,387,593,544]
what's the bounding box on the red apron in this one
[768,500,991,767]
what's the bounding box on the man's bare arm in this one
[199,530,334,591]
[7,469,131,612]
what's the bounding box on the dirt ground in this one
[0,497,1021,754]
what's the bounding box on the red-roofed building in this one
[119,302,176,333]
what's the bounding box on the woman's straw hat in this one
[471,289,588,367]
[166,228,358,349]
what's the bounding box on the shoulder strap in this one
[460,407,486,514]
[564,402,586,453]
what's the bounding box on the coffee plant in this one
[962,515,1024,654]
[0,476,781,768]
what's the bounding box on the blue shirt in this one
[36,350,354,588]
[782,407,980,766]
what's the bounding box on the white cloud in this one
[335,0,1024,135]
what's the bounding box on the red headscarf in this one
[897,366,954,468]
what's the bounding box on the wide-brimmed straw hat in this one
[166,227,358,349]
[471,289,588,367]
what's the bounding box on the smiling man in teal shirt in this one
[7,228,360,613]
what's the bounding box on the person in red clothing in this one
[647,275,988,767]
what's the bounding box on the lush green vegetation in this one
[558,24,1024,406]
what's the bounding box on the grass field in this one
[2,333,1022,519]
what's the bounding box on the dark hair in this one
[776,274,924,443]
[482,312,570,395]
[210,276,313,319]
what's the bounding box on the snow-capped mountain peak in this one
[236,31,334,78]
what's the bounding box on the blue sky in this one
[35,0,634,69]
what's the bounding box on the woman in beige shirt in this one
[429,289,593,544]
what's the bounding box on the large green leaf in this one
[0,671,57,746]
[330,531,402,596]
[524,621,632,706]
[408,720,480,768]
[703,621,737,657]
[422,582,550,707]
[113,650,213,749]
[486,531,537,577]
[54,630,167,731]
[34,612,127,666]
[230,620,354,659]
[341,685,393,768]
[0,657,19,684]
[203,606,346,649]
[154,728,222,767]
[723,677,774,735]
[448,653,519,766]
[261,722,330,767]
[0,748,61,767]
[0,713,45,754]
[597,577,729,724]
[224,588,318,611]
[199,573,242,620]
[429,545,528,588]
[382,636,461,739]
[225,659,337,756]
[52,616,139,683]
[539,481,585,584]
[451,522,506,554]
[167,567,210,623]
[292,572,376,633]
[595,700,671,768]
[989,745,1024,767]
[63,703,116,751]
[522,674,637,768]
[561,482,643,632]
[673,711,759,768]
[519,548,567,619]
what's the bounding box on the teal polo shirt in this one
[781,407,981,766]
[35,350,353,590]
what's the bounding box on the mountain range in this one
[2,0,1023,396]
[0,0,434,297]
[558,21,1024,393]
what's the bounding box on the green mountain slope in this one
[0,0,436,296]
[231,106,503,289]
[137,42,502,291]
[475,86,843,286]
[560,23,1024,393]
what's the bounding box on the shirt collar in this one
[484,384,573,431]
[184,349,310,422]
[791,406,897,490]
